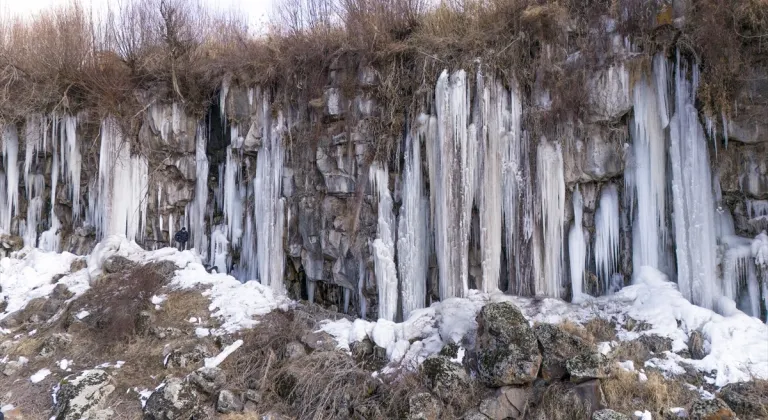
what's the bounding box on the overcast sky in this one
[0,0,275,32]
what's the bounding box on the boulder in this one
[586,64,632,122]
[475,302,541,387]
[216,390,244,414]
[593,409,632,420]
[718,381,768,419]
[164,344,212,369]
[478,387,530,419]
[188,367,226,395]
[637,334,673,354]
[421,355,470,400]
[689,398,738,420]
[285,341,308,359]
[462,409,491,420]
[534,323,592,380]
[688,330,707,360]
[102,256,136,274]
[300,331,338,352]
[52,370,115,420]
[51,284,74,300]
[2,357,28,376]
[566,352,612,382]
[143,377,201,420]
[407,392,442,420]
[39,333,73,357]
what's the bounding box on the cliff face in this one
[1,3,768,323]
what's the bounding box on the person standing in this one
[174,227,189,251]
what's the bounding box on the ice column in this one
[569,187,586,301]
[629,64,667,271]
[397,117,429,318]
[428,70,476,300]
[92,117,149,242]
[191,124,209,257]
[475,74,504,293]
[223,146,244,248]
[594,184,620,292]
[668,55,719,310]
[253,93,286,293]
[536,139,566,298]
[370,162,398,321]
[1,125,20,234]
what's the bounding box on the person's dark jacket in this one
[174,229,189,244]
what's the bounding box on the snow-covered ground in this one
[2,236,766,388]
[321,266,768,387]
[1,235,291,335]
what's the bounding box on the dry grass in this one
[611,340,651,367]
[530,382,592,420]
[585,317,618,343]
[558,319,596,344]
[155,289,214,330]
[602,369,698,417]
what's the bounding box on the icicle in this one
[429,70,476,300]
[668,53,719,310]
[191,124,209,258]
[475,73,504,293]
[358,257,367,319]
[536,139,566,298]
[91,117,149,242]
[569,187,586,301]
[1,125,20,234]
[63,114,82,221]
[370,162,398,321]
[222,146,244,247]
[252,92,287,292]
[210,224,230,274]
[594,184,620,293]
[502,80,523,294]
[630,62,667,271]
[398,117,429,318]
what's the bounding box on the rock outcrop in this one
[52,370,115,420]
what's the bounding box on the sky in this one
[0,0,275,32]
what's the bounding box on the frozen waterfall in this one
[569,187,586,302]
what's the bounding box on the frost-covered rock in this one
[586,64,632,122]
[534,323,591,380]
[566,352,612,382]
[102,255,136,274]
[689,398,737,420]
[52,370,115,420]
[143,377,201,420]
[475,302,541,386]
[592,409,631,420]
[421,355,470,399]
[407,392,442,420]
[216,389,243,414]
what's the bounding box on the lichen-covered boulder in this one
[102,255,136,274]
[566,352,611,382]
[592,409,631,420]
[475,302,541,387]
[689,398,738,420]
[534,323,592,380]
[407,392,442,420]
[718,381,768,419]
[52,370,115,420]
[164,343,212,369]
[143,377,201,420]
[421,355,470,400]
[188,367,226,395]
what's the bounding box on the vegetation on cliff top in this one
[0,0,766,151]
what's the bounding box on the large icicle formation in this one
[429,70,477,299]
[397,117,429,318]
[536,139,566,298]
[253,93,286,293]
[629,60,667,271]
[668,56,719,311]
[90,118,149,242]
[569,187,586,302]
[190,124,209,258]
[370,163,398,321]
[594,184,620,293]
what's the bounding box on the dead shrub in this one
[602,369,698,417]
[77,262,170,347]
[585,317,618,343]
